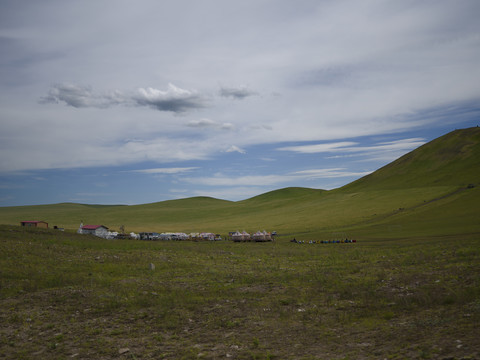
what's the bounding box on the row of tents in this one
[138,232,222,241]
[229,230,275,242]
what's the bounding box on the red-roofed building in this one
[79,224,109,237]
[20,221,48,229]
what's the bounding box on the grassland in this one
[1,225,479,359]
[0,127,479,359]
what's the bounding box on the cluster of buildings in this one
[76,224,275,242]
[20,221,275,242]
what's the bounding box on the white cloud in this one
[225,145,246,154]
[278,138,426,159]
[359,138,426,152]
[0,131,217,172]
[278,142,358,153]
[290,168,372,179]
[220,123,235,130]
[187,118,216,128]
[129,167,198,174]
[184,174,284,187]
[183,168,371,188]
[187,118,234,130]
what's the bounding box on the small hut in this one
[79,224,109,238]
[20,221,48,229]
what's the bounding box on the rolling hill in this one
[1,127,479,239]
[342,127,480,190]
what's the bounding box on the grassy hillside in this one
[343,127,480,191]
[0,127,479,239]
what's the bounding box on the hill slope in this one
[1,127,479,238]
[342,127,480,191]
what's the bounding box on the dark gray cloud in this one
[40,83,207,113]
[133,85,207,113]
[219,86,258,100]
[40,83,119,108]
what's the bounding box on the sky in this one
[1,0,480,206]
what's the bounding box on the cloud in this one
[290,168,372,179]
[0,132,218,173]
[187,118,216,128]
[220,123,235,130]
[187,118,234,130]
[278,138,426,157]
[184,174,284,187]
[129,167,198,174]
[249,124,273,131]
[219,86,258,99]
[40,83,207,113]
[353,138,427,153]
[117,138,214,163]
[183,168,371,188]
[134,84,207,113]
[225,145,246,154]
[40,83,123,108]
[278,142,358,153]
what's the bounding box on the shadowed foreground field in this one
[1,225,479,359]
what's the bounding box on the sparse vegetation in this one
[0,226,479,359]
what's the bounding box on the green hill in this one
[343,127,480,190]
[1,127,479,239]
[336,127,480,238]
